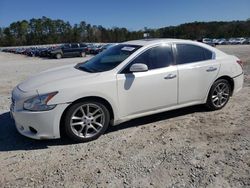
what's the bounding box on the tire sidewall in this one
[64,101,110,142]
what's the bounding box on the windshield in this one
[77,44,141,73]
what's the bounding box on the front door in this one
[116,44,178,118]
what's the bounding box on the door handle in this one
[164,74,177,79]
[206,67,217,72]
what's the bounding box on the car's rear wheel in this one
[56,53,62,59]
[206,79,231,110]
[80,51,86,57]
[64,101,110,142]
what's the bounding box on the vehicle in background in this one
[202,38,216,47]
[80,43,88,50]
[217,38,229,45]
[235,38,247,44]
[49,43,87,59]
[247,38,250,44]
[40,47,58,57]
[228,38,236,44]
[87,44,103,54]
[99,43,118,52]
[212,39,220,45]
[1,37,249,58]
[229,38,246,45]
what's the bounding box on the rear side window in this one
[122,45,173,73]
[176,44,213,64]
[80,44,87,48]
[71,44,79,48]
[63,44,70,49]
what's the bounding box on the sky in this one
[0,0,250,30]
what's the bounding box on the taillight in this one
[236,60,243,68]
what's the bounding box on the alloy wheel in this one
[70,103,105,138]
[211,82,230,108]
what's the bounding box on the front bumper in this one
[10,86,69,140]
[11,104,69,140]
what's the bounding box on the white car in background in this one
[11,39,244,142]
[202,38,215,46]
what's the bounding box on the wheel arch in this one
[59,96,114,137]
[204,75,235,104]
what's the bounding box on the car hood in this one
[18,64,98,92]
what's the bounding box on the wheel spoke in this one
[84,126,89,136]
[212,95,217,99]
[221,84,227,91]
[91,108,100,116]
[86,105,90,115]
[215,86,220,93]
[78,125,85,134]
[222,93,229,96]
[90,124,98,132]
[72,116,82,120]
[71,121,83,127]
[80,107,86,116]
[93,121,103,128]
[94,114,103,120]
[212,96,219,102]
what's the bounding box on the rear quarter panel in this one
[216,55,243,78]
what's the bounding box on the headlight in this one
[23,91,58,111]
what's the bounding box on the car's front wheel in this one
[206,79,231,110]
[64,101,110,142]
[56,53,62,59]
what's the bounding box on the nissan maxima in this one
[10,39,244,142]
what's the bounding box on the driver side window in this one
[122,45,173,73]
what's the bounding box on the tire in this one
[64,101,110,142]
[80,51,86,57]
[56,53,62,59]
[206,79,231,110]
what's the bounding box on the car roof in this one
[122,38,226,57]
[122,38,194,46]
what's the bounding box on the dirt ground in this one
[0,45,249,188]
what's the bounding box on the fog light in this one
[29,127,38,134]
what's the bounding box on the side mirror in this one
[129,63,148,72]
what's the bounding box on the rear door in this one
[62,44,71,57]
[70,43,80,56]
[175,43,220,104]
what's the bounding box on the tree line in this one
[0,16,249,46]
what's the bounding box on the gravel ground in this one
[0,45,250,188]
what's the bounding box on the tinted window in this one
[71,44,79,48]
[123,45,173,73]
[176,44,213,64]
[80,43,87,48]
[63,44,70,49]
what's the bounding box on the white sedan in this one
[11,39,244,142]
